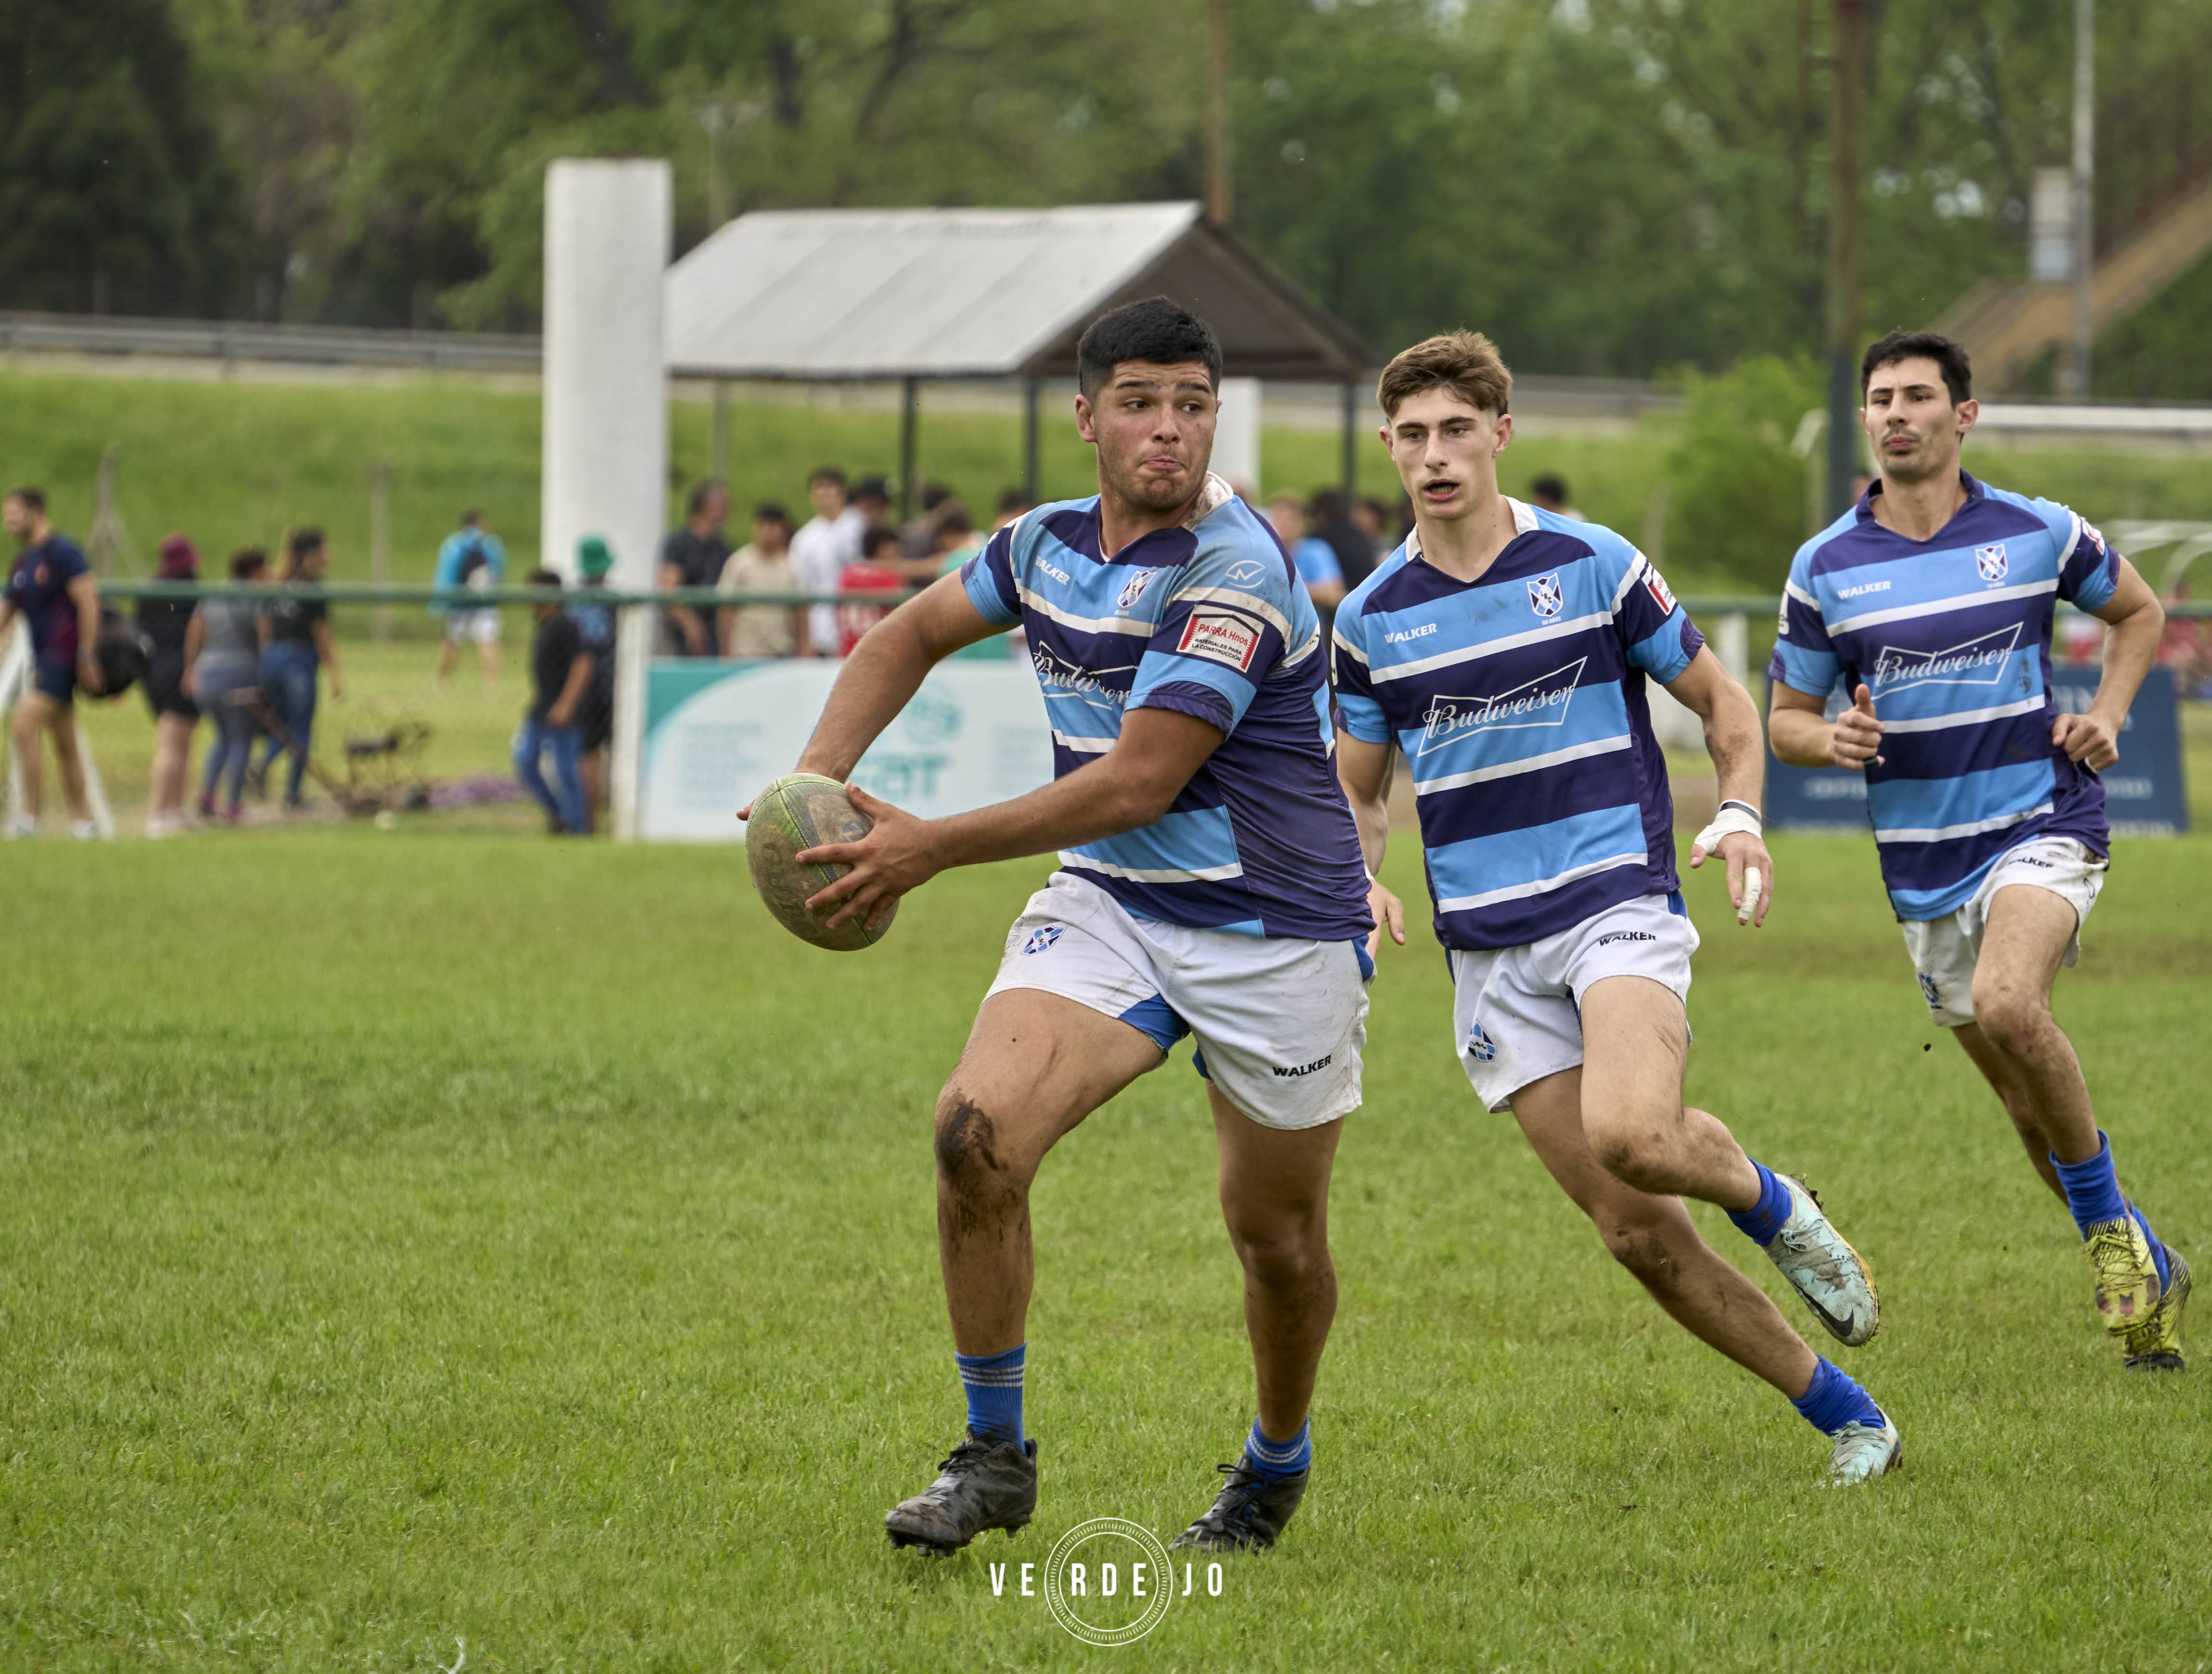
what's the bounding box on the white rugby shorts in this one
[444,608,501,645]
[984,870,1371,1131]
[1449,893,1700,1112]
[1902,834,2107,1028]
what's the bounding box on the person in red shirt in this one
[836,523,907,656]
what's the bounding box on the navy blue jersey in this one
[961,475,1370,942]
[6,535,90,667]
[1335,501,1704,951]
[1770,472,2120,920]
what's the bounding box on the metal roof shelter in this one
[664,202,1372,509]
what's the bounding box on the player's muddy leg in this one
[1210,1087,1342,1441]
[1968,886,2095,1163]
[1576,976,1760,1211]
[932,988,1163,1355]
[1510,1069,1817,1398]
[1951,1022,2066,1201]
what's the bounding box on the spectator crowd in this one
[2,463,1427,843]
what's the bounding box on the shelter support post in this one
[899,378,919,519]
[1022,379,1041,502]
[1823,0,1866,520]
[1340,381,1358,498]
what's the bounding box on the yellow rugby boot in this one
[2122,1242,2190,1373]
[2084,1215,2162,1349]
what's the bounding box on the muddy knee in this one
[933,1087,1012,1191]
[1602,1222,1683,1297]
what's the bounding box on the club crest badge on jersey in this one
[1116,569,1157,612]
[1526,573,1563,620]
[1974,543,2009,583]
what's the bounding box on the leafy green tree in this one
[1664,355,1824,589]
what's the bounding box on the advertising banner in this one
[640,658,1054,842]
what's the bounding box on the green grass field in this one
[3,824,2209,1671]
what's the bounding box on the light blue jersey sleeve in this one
[1768,538,1843,697]
[1292,536,1342,590]
[1127,519,1308,737]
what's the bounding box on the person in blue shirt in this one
[1770,330,2187,1372]
[1,485,104,838]
[432,510,506,694]
[744,298,1381,1557]
[1265,491,1346,610]
[1335,331,1898,1487]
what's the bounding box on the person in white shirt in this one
[788,467,864,657]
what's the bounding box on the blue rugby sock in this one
[1792,1356,1884,1436]
[1725,1159,1793,1247]
[1245,1418,1311,1481]
[2053,1133,2127,1233]
[956,1344,1025,1444]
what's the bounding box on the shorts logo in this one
[1022,926,1066,955]
[1223,559,1269,588]
[1974,543,2009,583]
[1595,930,1657,946]
[1116,569,1158,612]
[1643,564,1677,614]
[1526,573,1564,620]
[1466,1021,1496,1063]
[1416,657,1586,755]
[1176,608,1261,672]
[1869,622,2021,693]
[1271,1054,1333,1079]
[1917,972,1941,1012]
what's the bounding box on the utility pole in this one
[699,99,733,481]
[1824,0,1867,520]
[2064,0,2097,397]
[1206,0,1232,225]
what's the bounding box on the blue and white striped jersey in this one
[960,474,1370,942]
[1333,500,1705,951]
[1768,471,2120,921]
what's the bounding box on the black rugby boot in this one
[1169,1456,1308,1553]
[884,1433,1038,1553]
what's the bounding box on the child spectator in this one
[139,533,202,837]
[717,503,804,658]
[836,524,905,657]
[514,569,593,834]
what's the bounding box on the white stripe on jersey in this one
[1051,729,1115,754]
[1411,733,1634,796]
[1829,577,2058,636]
[1370,609,1613,684]
[1058,851,1246,884]
[1878,696,2045,735]
[1436,849,1649,913]
[1016,584,1153,639]
[1872,802,2053,844]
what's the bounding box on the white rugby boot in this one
[1824,1416,1902,1486]
[1761,1175,1881,1348]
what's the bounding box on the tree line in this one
[3,0,2208,391]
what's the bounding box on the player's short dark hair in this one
[1530,473,1568,504]
[753,501,790,527]
[1862,331,1972,405]
[807,466,847,490]
[1077,296,1222,400]
[527,567,563,588]
[5,485,46,511]
[861,522,901,558]
[229,546,268,579]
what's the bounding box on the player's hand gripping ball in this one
[745,773,898,951]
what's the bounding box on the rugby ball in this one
[745,773,896,952]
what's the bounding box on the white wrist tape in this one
[1691,803,1764,924]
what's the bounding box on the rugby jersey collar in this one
[1401,495,1540,582]
[1083,471,1237,563]
[1856,469,1986,540]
